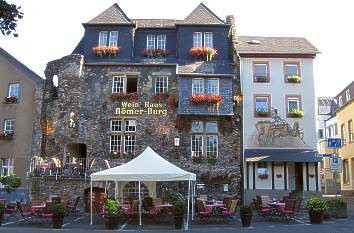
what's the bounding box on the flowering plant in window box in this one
[0,132,14,141]
[154,93,170,102]
[288,109,304,118]
[189,47,218,61]
[189,94,222,104]
[110,92,139,101]
[92,46,121,56]
[110,151,121,159]
[258,174,268,179]
[255,76,269,83]
[287,75,301,83]
[143,48,170,57]
[192,156,203,164]
[123,152,134,161]
[255,110,271,117]
[3,96,18,104]
[207,156,217,165]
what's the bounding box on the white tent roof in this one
[90,146,196,181]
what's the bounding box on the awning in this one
[245,149,322,162]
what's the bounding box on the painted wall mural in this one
[249,109,307,148]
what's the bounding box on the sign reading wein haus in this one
[115,102,168,116]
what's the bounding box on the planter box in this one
[3,96,18,104]
[0,133,14,141]
[256,112,271,117]
[287,76,301,83]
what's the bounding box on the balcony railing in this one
[30,157,124,179]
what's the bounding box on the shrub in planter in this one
[288,109,304,118]
[305,196,327,224]
[0,174,21,193]
[240,205,253,227]
[52,203,67,229]
[165,192,186,229]
[326,198,347,218]
[104,198,120,230]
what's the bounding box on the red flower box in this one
[189,94,222,104]
[189,47,218,61]
[92,46,121,56]
[110,92,138,101]
[143,48,170,57]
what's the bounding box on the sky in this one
[1,0,353,97]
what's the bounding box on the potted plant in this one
[104,198,120,230]
[240,205,253,227]
[0,202,4,226]
[165,192,186,229]
[288,109,304,118]
[326,198,347,218]
[305,196,327,224]
[3,96,18,104]
[207,156,217,165]
[287,75,301,83]
[52,203,67,229]
[0,174,21,193]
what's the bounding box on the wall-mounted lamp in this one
[69,112,76,128]
[174,137,180,147]
[233,95,243,106]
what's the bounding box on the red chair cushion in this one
[198,211,211,216]
[260,208,272,212]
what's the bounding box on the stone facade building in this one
[30,3,241,207]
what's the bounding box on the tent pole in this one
[115,181,118,200]
[191,180,195,221]
[90,180,93,225]
[138,181,142,226]
[104,181,107,196]
[187,180,191,229]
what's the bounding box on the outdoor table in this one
[268,202,285,211]
[205,203,224,214]
[31,205,45,213]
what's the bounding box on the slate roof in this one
[0,47,43,84]
[86,3,133,25]
[178,61,234,76]
[236,36,320,54]
[179,3,225,25]
[133,19,182,28]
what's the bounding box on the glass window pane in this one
[4,119,15,133]
[254,64,267,77]
[191,135,203,157]
[155,76,168,93]
[156,35,166,50]
[192,121,203,132]
[192,79,204,95]
[206,135,218,157]
[109,31,118,47]
[111,120,122,132]
[285,64,298,76]
[110,135,121,153]
[288,98,299,112]
[204,32,213,48]
[207,79,218,95]
[125,120,136,132]
[99,31,108,46]
[124,135,136,154]
[112,76,124,93]
[193,32,202,47]
[206,122,217,132]
[147,35,155,49]
[255,97,269,112]
[8,84,20,97]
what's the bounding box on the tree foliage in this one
[0,174,21,193]
[0,0,23,37]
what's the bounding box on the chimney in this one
[226,15,238,44]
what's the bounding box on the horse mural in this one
[255,109,304,146]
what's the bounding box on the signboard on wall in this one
[330,156,342,173]
[327,138,342,149]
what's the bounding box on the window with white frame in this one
[343,159,349,184]
[348,120,353,143]
[4,119,15,134]
[112,76,124,93]
[253,62,269,82]
[284,63,299,77]
[287,97,301,113]
[8,83,20,97]
[155,76,168,94]
[156,35,166,50]
[192,79,204,95]
[204,32,213,48]
[255,96,270,113]
[191,121,218,158]
[147,35,155,49]
[110,119,136,154]
[109,31,119,47]
[193,32,203,47]
[0,158,14,176]
[207,79,219,95]
[98,31,108,46]
[346,90,351,102]
[341,124,347,145]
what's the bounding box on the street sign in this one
[327,138,342,149]
[321,154,333,158]
[330,156,342,173]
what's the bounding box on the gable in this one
[181,3,225,25]
[86,3,133,25]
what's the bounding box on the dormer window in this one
[98,31,118,46]
[146,35,166,50]
[193,32,213,48]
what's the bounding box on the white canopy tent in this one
[90,146,196,227]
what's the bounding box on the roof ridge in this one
[86,3,133,25]
[182,2,225,25]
